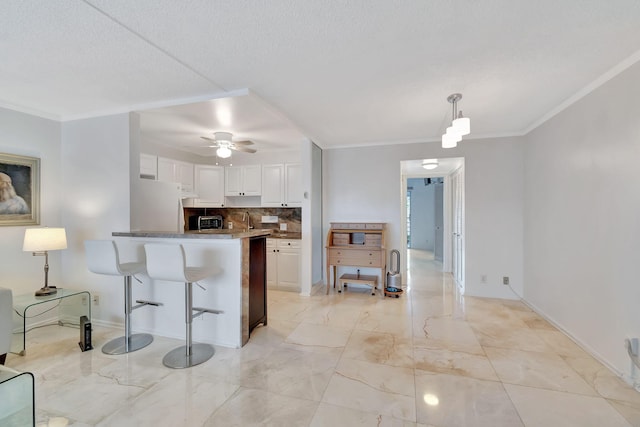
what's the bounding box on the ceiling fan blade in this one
[233,146,257,153]
[201,136,216,141]
[233,140,254,146]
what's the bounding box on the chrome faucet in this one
[242,211,253,230]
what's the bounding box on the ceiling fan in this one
[200,131,256,158]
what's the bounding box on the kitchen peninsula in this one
[112,229,269,348]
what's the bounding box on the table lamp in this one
[23,227,67,296]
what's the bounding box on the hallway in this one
[7,249,640,425]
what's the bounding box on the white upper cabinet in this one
[157,157,175,183]
[193,165,225,207]
[225,165,262,196]
[176,161,194,193]
[284,163,303,206]
[262,164,284,206]
[157,157,195,194]
[139,153,157,179]
[262,163,302,207]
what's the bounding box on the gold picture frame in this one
[0,153,40,226]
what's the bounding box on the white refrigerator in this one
[131,179,185,232]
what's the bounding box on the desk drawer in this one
[328,249,383,267]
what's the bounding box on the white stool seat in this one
[184,267,219,283]
[85,240,161,355]
[118,262,146,276]
[144,243,222,369]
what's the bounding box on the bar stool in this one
[143,243,222,369]
[85,240,162,355]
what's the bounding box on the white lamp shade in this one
[441,133,457,148]
[453,116,470,136]
[445,126,462,142]
[422,159,438,170]
[23,228,67,252]
[216,146,232,158]
[442,126,460,148]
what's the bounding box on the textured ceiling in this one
[2,1,640,151]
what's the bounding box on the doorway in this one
[400,158,465,293]
[406,177,444,260]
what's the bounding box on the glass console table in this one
[0,366,35,426]
[13,288,91,356]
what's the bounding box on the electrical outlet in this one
[503,276,510,285]
[92,295,100,306]
[480,275,487,284]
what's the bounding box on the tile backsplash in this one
[184,207,301,232]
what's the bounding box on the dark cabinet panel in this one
[249,237,267,333]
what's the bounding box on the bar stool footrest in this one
[134,299,163,307]
[193,307,223,315]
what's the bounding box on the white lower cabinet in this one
[266,238,300,292]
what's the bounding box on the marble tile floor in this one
[6,249,640,426]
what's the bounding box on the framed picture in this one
[0,153,40,226]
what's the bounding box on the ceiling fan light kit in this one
[214,131,233,143]
[200,131,257,158]
[216,145,232,158]
[442,93,471,148]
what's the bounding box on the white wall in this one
[59,114,132,324]
[0,107,63,296]
[523,61,640,380]
[323,137,524,299]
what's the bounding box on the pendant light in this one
[442,93,471,148]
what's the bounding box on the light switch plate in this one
[280,223,287,231]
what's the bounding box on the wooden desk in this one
[326,222,386,294]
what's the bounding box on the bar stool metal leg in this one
[102,275,154,355]
[162,282,215,368]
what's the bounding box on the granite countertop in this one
[268,231,302,240]
[113,229,302,240]
[113,229,272,239]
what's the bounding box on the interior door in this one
[451,167,465,291]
